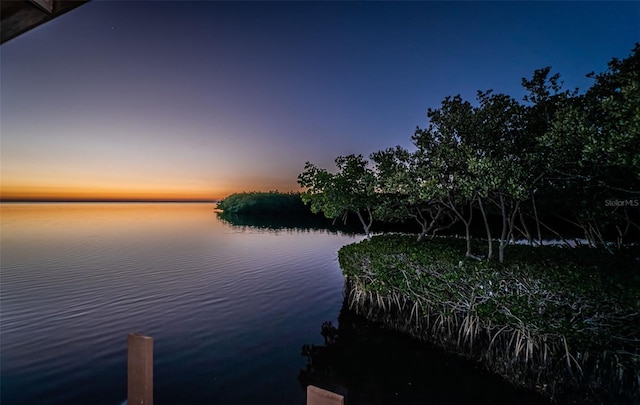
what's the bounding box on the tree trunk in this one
[499,193,508,263]
[415,209,428,242]
[506,200,520,250]
[445,196,476,259]
[465,221,473,259]
[356,207,373,239]
[415,206,445,242]
[531,191,543,246]
[477,195,493,260]
[518,206,532,246]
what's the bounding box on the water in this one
[1,203,546,404]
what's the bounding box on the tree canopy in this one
[298,154,377,238]
[298,44,640,261]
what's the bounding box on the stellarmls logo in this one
[605,199,640,207]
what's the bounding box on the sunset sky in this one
[1,1,638,201]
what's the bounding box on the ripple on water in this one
[1,204,361,405]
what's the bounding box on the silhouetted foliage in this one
[299,44,640,261]
[295,44,640,404]
[216,191,311,215]
[298,155,378,238]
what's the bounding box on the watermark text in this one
[605,199,639,207]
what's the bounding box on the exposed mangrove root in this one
[343,276,640,403]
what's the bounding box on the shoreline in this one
[343,278,638,403]
[338,234,640,403]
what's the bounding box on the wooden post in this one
[128,333,153,405]
[307,385,344,405]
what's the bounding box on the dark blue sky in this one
[2,1,638,200]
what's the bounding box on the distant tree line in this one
[216,191,310,215]
[298,44,639,262]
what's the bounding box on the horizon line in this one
[0,199,219,203]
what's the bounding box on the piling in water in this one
[127,333,153,405]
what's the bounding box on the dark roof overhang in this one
[1,0,89,45]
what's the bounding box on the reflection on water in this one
[216,211,362,235]
[299,298,549,405]
[2,203,553,405]
[1,203,363,405]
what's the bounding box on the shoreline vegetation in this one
[339,235,639,403]
[221,45,639,403]
[216,191,640,402]
[293,46,639,401]
[215,192,364,234]
[216,191,311,215]
[215,191,422,234]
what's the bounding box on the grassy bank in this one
[338,234,640,403]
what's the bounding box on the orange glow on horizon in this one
[1,159,302,201]
[1,182,301,202]
[1,188,213,202]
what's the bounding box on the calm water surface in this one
[1,203,546,405]
[2,203,363,404]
